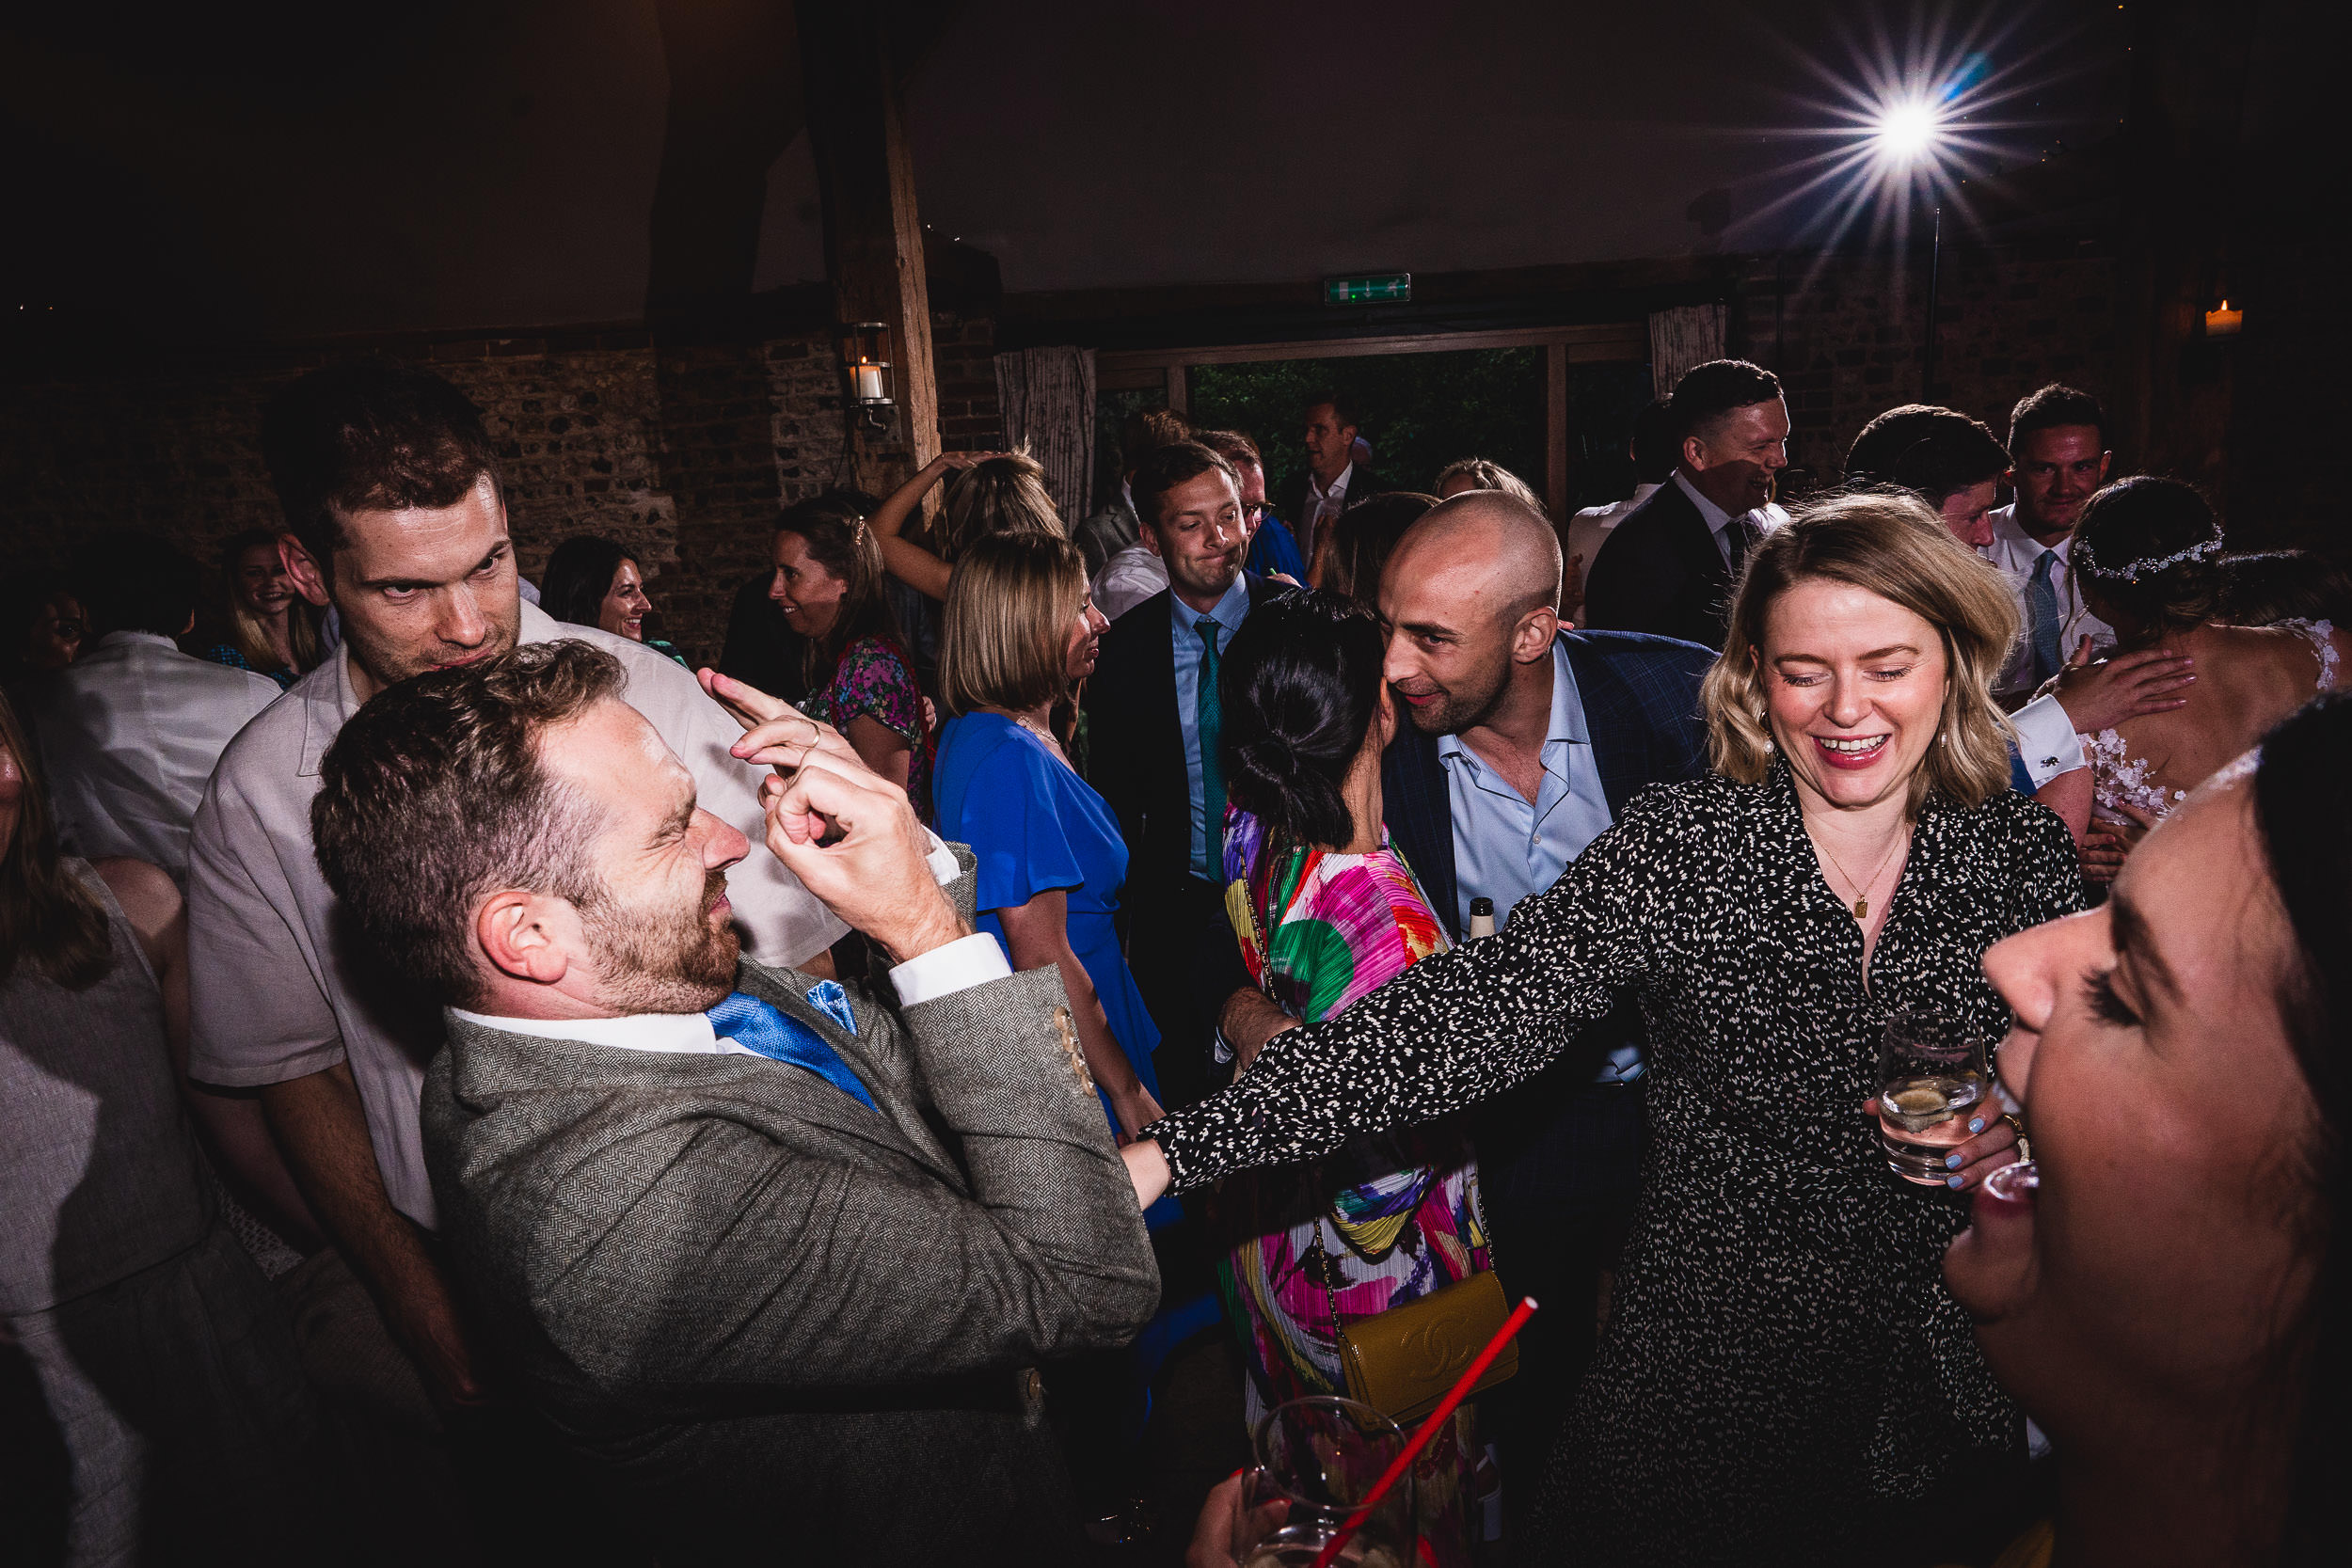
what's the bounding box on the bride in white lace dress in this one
[2036,477,2347,879]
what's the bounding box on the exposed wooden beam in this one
[1099,322,1644,374]
[797,0,940,499]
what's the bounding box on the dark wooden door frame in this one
[1097,322,1646,519]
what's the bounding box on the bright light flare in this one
[1873,100,1944,163]
[1722,4,2076,272]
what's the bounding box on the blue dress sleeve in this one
[948,735,1089,916]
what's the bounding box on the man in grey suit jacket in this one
[309,641,1160,1565]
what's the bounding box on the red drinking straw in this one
[1309,1295,1540,1568]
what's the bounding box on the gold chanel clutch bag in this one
[1333,1266,1518,1424]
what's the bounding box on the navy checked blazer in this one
[1381,628,1717,942]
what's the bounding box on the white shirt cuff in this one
[889,932,1012,1007]
[924,832,960,887]
[2011,694,2087,788]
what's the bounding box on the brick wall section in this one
[435,341,676,593]
[1737,244,2121,485]
[0,307,1001,670]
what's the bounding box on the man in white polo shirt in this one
[184,363,846,1547]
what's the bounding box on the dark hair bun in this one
[1218,592,1387,849]
[2073,476,2225,633]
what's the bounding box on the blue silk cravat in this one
[705,991,879,1112]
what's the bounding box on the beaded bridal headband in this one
[2075,527,2224,584]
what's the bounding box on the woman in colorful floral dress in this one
[1215,591,1493,1560]
[767,495,934,819]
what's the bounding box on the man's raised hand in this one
[757,757,962,964]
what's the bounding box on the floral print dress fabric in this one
[1216,809,1489,1423]
[802,634,933,820]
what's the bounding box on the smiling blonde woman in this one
[1127,491,2083,1565]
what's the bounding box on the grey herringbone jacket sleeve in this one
[430,953,1157,1415]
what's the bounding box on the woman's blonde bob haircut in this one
[939,531,1090,719]
[1701,490,2021,815]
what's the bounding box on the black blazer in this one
[1083,575,1293,903]
[1380,629,1716,942]
[1581,475,1741,651]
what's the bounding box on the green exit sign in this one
[1324,272,1412,306]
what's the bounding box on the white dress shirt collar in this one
[447,929,1011,1053]
[1671,468,1738,538]
[1307,461,1356,506]
[450,1008,730,1053]
[1985,503,2074,570]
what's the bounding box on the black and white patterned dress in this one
[1147,764,2083,1564]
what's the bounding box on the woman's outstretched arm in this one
[1137,786,1682,1193]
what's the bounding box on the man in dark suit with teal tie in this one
[1084,439,1290,1110]
[308,641,1159,1566]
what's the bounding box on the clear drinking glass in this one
[1876,1009,1993,1185]
[1233,1396,1417,1568]
[1981,1159,2040,1203]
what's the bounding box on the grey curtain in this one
[1647,304,1728,398]
[993,346,1096,530]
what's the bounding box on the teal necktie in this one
[2027,549,2064,685]
[1196,617,1226,878]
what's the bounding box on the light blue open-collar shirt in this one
[1173,574,1254,879]
[1438,638,1641,1082]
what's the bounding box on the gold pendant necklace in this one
[1816,827,1910,921]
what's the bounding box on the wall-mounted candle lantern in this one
[836,321,896,430]
[2203,299,2244,338]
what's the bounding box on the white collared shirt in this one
[1979,504,2116,694]
[1671,470,1767,568]
[18,632,283,884]
[1300,460,1357,563]
[448,931,1012,1053]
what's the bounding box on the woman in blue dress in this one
[931,531,1165,1142]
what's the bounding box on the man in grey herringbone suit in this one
[308,641,1160,1565]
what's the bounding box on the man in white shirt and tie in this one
[1979,385,2119,700]
[19,541,282,884]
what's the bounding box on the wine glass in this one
[1233,1396,1416,1567]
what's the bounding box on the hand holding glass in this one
[1233,1397,1415,1568]
[1877,1010,1992,1185]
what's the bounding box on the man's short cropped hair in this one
[73,533,199,639]
[311,641,622,1009]
[1844,404,2010,503]
[1131,439,1239,534]
[2006,384,2107,451]
[1120,407,1193,475]
[1669,360,1784,447]
[1303,391,1360,434]
[1193,428,1263,470]
[1630,400,1679,483]
[262,359,504,571]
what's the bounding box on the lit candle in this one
[850,364,886,402]
[2203,300,2243,338]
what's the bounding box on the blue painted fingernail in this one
[1946,1152,1963,1169]
[1947,1174,1964,1188]
[1967,1117,1986,1132]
